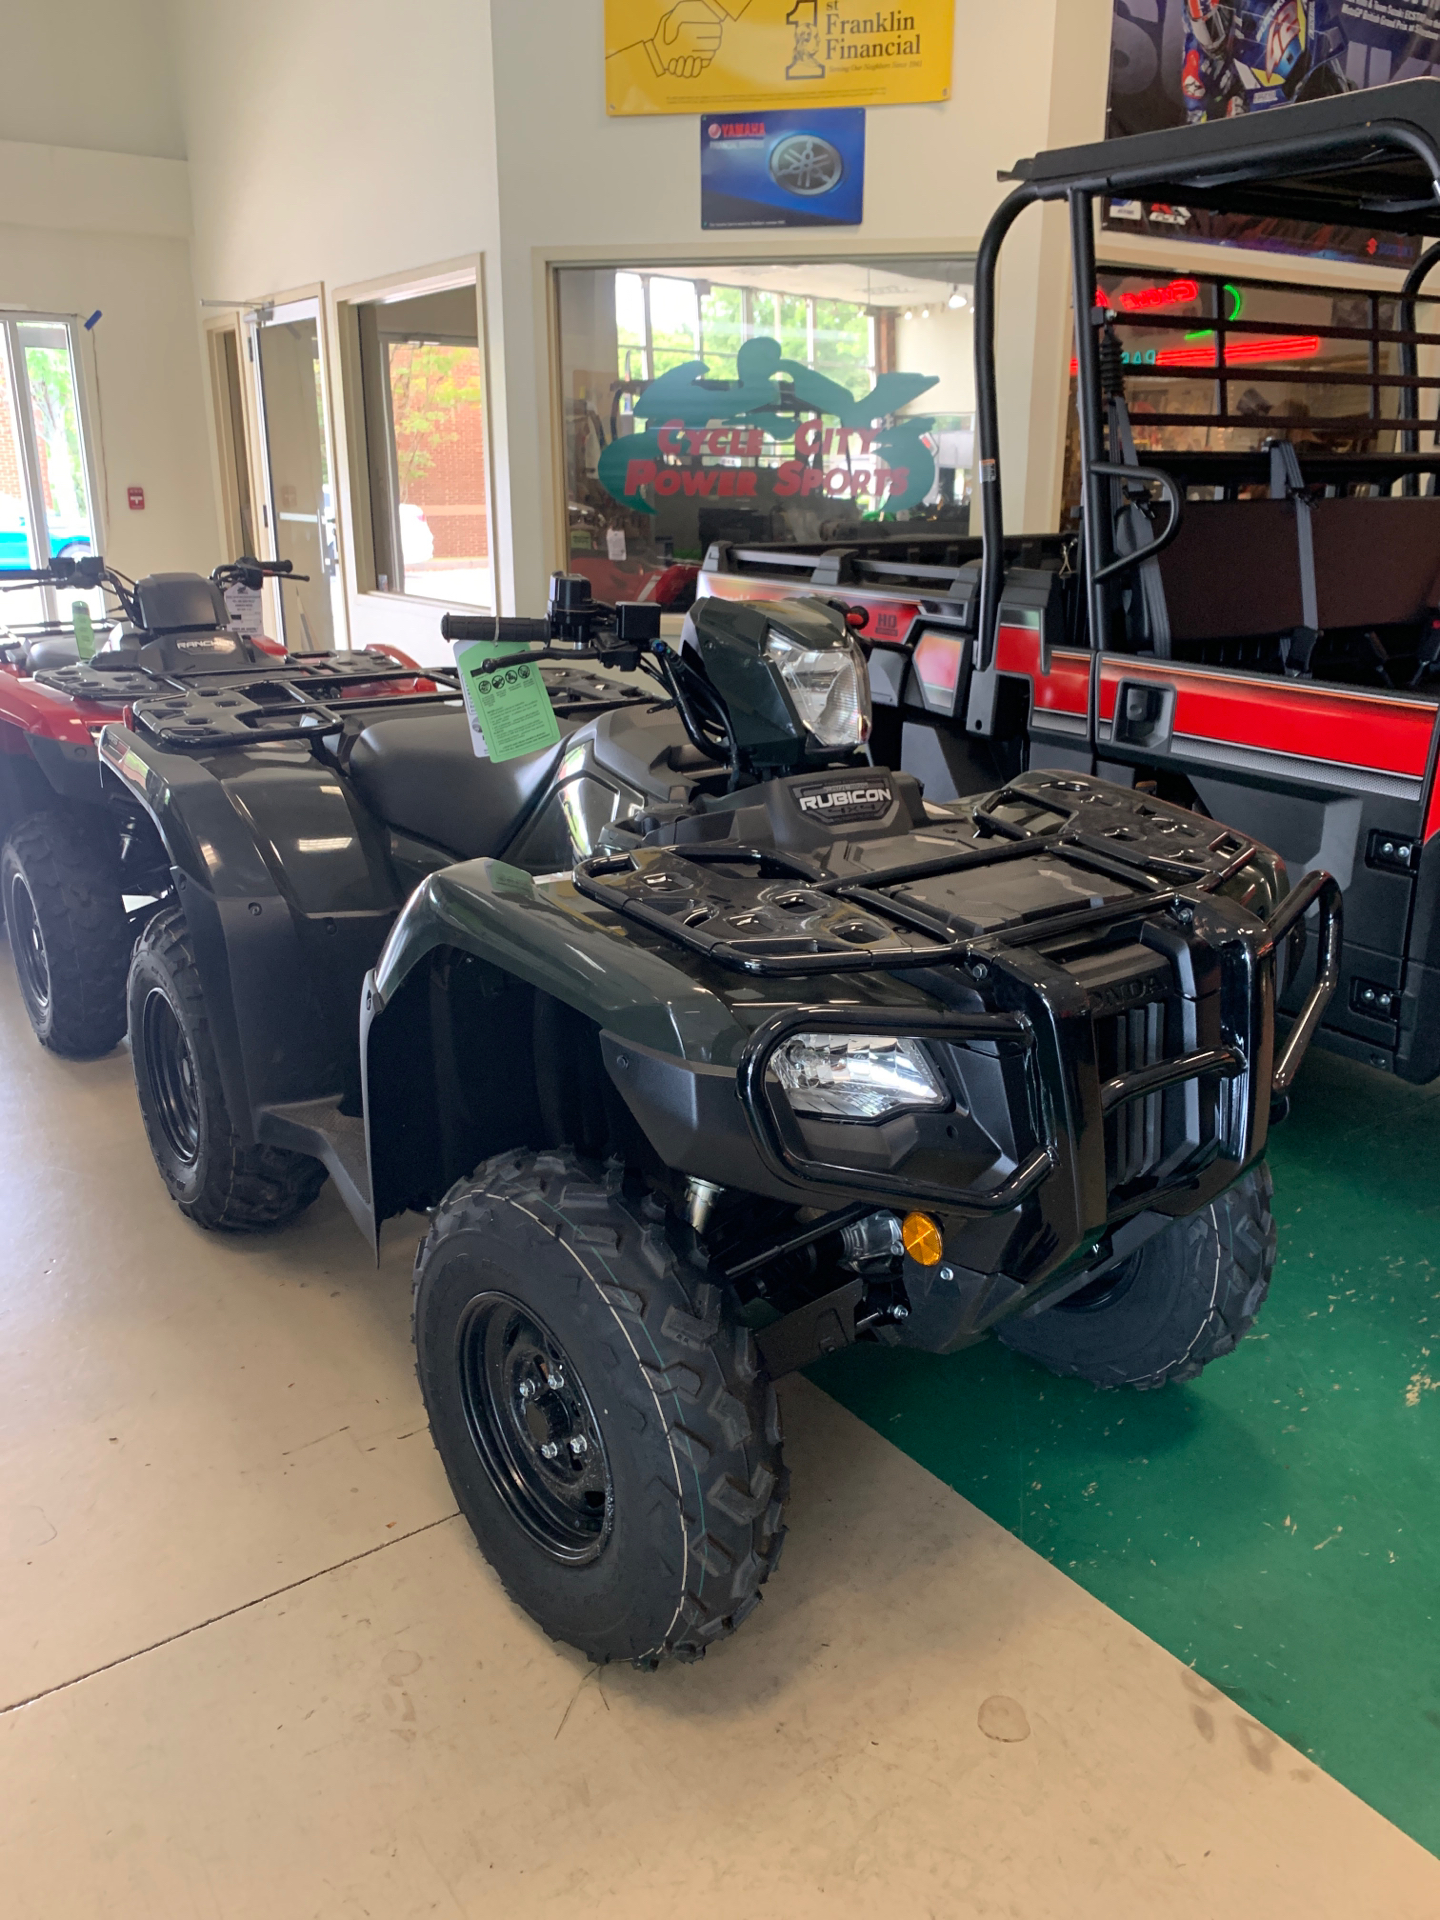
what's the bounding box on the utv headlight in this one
[764,629,872,749]
[773,1033,948,1121]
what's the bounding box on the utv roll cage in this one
[973,77,1440,765]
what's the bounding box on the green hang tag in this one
[72,600,96,661]
[453,639,560,764]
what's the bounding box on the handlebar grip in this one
[441,614,551,647]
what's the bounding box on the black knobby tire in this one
[1,809,130,1056]
[414,1149,788,1668]
[998,1163,1276,1390]
[128,905,327,1231]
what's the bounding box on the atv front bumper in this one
[602,868,1341,1292]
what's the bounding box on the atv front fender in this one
[360,859,755,1233]
[367,858,746,1060]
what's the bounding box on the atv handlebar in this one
[441,613,552,648]
[1,554,107,592]
[214,556,310,590]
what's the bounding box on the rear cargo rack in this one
[123,659,649,751]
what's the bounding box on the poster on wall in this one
[1105,0,1437,265]
[605,1,952,116]
[701,107,865,226]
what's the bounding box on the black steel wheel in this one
[457,1294,613,1564]
[9,866,49,1012]
[129,906,327,1231]
[415,1149,788,1667]
[1,809,129,1056]
[998,1163,1276,1389]
[139,986,201,1166]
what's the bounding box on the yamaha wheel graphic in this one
[769,133,843,196]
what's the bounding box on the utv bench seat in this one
[347,705,568,860]
[1150,492,1440,682]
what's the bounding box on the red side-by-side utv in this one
[702,78,1440,1092]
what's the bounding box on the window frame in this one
[0,308,105,620]
[545,244,981,593]
[335,259,495,614]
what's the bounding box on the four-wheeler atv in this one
[104,568,1339,1666]
[0,555,431,1057]
[703,79,1440,1094]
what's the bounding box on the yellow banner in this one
[605,1,952,116]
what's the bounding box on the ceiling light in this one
[904,309,913,320]
[948,288,967,310]
[921,307,930,320]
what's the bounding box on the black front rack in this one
[570,781,1261,981]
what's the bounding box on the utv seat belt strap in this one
[1270,440,1319,674]
[1108,398,1173,660]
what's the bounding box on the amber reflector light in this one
[902,1212,943,1266]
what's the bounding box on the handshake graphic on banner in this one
[614,0,753,80]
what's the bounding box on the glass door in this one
[0,314,101,630]
[207,323,258,564]
[248,297,344,652]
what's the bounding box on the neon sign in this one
[1069,333,1321,374]
[1122,278,1200,312]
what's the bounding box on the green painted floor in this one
[811,1046,1440,1852]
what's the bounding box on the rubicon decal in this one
[795,779,893,821]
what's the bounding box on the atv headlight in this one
[773,1033,948,1121]
[764,629,872,749]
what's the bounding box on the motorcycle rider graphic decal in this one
[1181,0,1349,122]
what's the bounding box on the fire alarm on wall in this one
[127,486,145,511]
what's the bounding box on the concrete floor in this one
[2,967,1437,1918]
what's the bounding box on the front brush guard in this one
[1268,870,1343,1096]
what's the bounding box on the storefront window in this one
[555,257,975,603]
[353,280,490,607]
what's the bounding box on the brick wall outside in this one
[390,344,489,562]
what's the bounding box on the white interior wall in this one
[167,0,503,651]
[0,141,217,579]
[0,0,183,160]
[894,306,976,417]
[0,3,217,584]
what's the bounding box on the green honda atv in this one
[101,574,1338,1665]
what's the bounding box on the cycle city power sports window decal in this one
[597,335,939,516]
[604,0,953,114]
[453,641,562,764]
[702,107,864,226]
[1104,0,1434,265]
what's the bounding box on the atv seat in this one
[346,704,567,860]
[22,635,82,670]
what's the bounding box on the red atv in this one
[0,556,429,1056]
